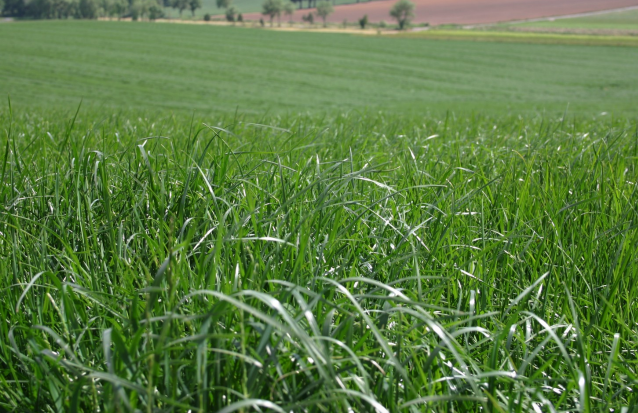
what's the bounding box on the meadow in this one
[2,21,638,115]
[1,20,638,412]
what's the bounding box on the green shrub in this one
[148,3,163,20]
[301,11,313,24]
[225,5,235,21]
[78,0,97,18]
[358,14,368,29]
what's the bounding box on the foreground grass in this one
[1,106,637,411]
[2,21,638,115]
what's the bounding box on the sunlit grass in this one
[1,106,637,411]
[3,21,638,116]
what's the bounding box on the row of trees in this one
[1,0,103,18]
[260,0,414,29]
[261,0,331,26]
[261,0,294,26]
[0,0,202,19]
[1,0,413,27]
[168,0,201,17]
[212,0,242,22]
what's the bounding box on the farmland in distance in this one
[2,21,638,115]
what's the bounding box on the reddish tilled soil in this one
[244,0,638,25]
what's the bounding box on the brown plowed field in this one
[244,0,638,25]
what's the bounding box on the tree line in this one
[259,0,414,29]
[0,0,202,19]
[1,0,414,29]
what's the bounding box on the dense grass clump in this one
[1,108,637,412]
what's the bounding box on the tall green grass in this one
[1,106,637,411]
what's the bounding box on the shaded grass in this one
[1,105,637,411]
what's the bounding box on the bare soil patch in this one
[243,0,638,25]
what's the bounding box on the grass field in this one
[2,21,638,115]
[1,20,638,412]
[2,102,638,413]
[510,8,638,31]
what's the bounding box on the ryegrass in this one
[1,104,637,411]
[2,21,638,115]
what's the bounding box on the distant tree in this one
[389,0,414,30]
[315,0,331,26]
[129,0,138,18]
[27,0,49,18]
[261,0,282,26]
[203,11,210,19]
[259,17,263,26]
[78,0,97,17]
[290,0,312,9]
[96,0,112,17]
[110,0,126,18]
[358,14,367,29]
[215,0,230,8]
[283,0,294,25]
[49,0,76,18]
[148,0,162,19]
[188,0,200,16]
[237,12,242,22]
[301,10,312,24]
[225,5,235,21]
[129,0,159,18]
[130,0,144,18]
[2,0,26,16]
[172,0,187,16]
[0,0,5,14]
